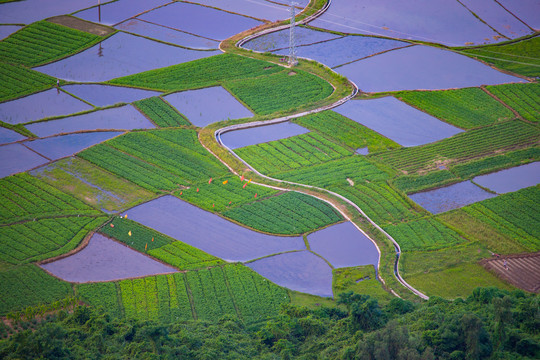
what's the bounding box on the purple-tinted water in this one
[127,196,305,262]
[62,84,160,107]
[0,89,93,125]
[0,0,113,24]
[0,25,21,40]
[40,233,178,283]
[34,32,221,82]
[25,132,122,161]
[74,0,169,26]
[409,181,497,214]
[333,97,462,147]
[220,121,309,149]
[138,2,263,41]
[188,0,290,22]
[355,147,369,155]
[164,86,253,127]
[308,0,507,46]
[26,105,155,137]
[337,45,525,92]
[0,143,49,179]
[496,0,540,30]
[267,0,309,7]
[473,162,540,194]
[459,0,532,39]
[272,36,408,68]
[0,128,25,145]
[246,251,333,298]
[307,222,379,269]
[115,19,220,49]
[243,27,341,52]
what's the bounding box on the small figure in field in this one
[503,259,508,270]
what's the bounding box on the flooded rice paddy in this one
[243,27,340,52]
[0,143,49,178]
[496,0,540,29]
[0,25,21,40]
[73,0,169,26]
[26,105,155,137]
[41,233,178,283]
[164,86,253,127]
[126,196,305,262]
[409,181,497,214]
[473,162,540,194]
[247,251,334,298]
[220,121,309,149]
[334,97,463,147]
[0,128,25,145]
[62,84,160,107]
[188,0,290,22]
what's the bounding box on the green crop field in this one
[486,82,540,123]
[0,21,101,67]
[397,88,515,129]
[0,62,56,103]
[149,242,224,270]
[391,170,459,194]
[223,191,343,235]
[133,97,191,127]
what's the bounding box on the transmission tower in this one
[288,2,298,67]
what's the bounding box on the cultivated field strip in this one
[486,82,540,123]
[133,97,191,127]
[0,62,56,102]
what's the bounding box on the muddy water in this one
[34,32,221,82]
[62,84,160,107]
[26,105,154,137]
[307,222,379,269]
[26,132,122,161]
[409,180,496,214]
[334,97,462,147]
[41,233,178,282]
[0,128,25,145]
[127,195,305,262]
[336,45,525,93]
[243,27,340,52]
[164,86,253,127]
[0,143,49,179]
[246,251,334,298]
[73,0,169,26]
[473,162,540,194]
[188,0,289,22]
[220,121,309,149]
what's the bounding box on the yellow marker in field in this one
[128,231,132,236]
[145,243,148,251]
[222,180,228,184]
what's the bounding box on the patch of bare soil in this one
[481,252,540,293]
[47,15,114,36]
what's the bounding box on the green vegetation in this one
[99,217,172,252]
[236,133,352,174]
[486,82,540,123]
[459,35,540,77]
[0,264,72,315]
[149,242,224,270]
[0,216,105,265]
[333,266,392,303]
[0,173,101,225]
[397,88,515,129]
[133,96,191,127]
[76,282,122,318]
[0,21,101,67]
[372,120,539,173]
[109,53,282,91]
[0,62,56,103]
[391,170,459,194]
[225,69,334,115]
[223,191,343,235]
[292,110,400,152]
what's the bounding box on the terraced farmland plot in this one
[392,170,459,194]
[76,282,123,318]
[397,87,515,129]
[109,53,282,92]
[460,186,540,251]
[0,216,105,265]
[0,20,101,67]
[0,173,100,225]
[223,191,343,235]
[486,82,540,123]
[235,133,353,174]
[133,96,190,127]
[372,120,539,173]
[149,242,224,270]
[330,182,423,225]
[383,218,466,252]
[0,62,56,102]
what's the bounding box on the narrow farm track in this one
[205,3,430,300]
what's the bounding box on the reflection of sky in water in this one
[334,97,463,147]
[243,27,340,52]
[337,45,526,92]
[247,251,334,298]
[473,162,540,194]
[34,32,221,82]
[139,1,263,41]
[116,19,220,49]
[267,0,309,7]
[0,144,49,179]
[26,132,122,160]
[221,121,309,149]
[409,181,496,214]
[496,0,540,29]
[0,127,26,145]
[27,105,154,137]
[188,0,290,22]
[127,195,305,262]
[164,86,253,127]
[41,233,178,282]
[0,89,92,125]
[0,25,22,40]
[308,222,379,269]
[62,84,160,107]
[74,0,169,26]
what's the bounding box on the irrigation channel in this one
[209,1,429,301]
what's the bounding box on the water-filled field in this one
[243,27,340,52]
[0,25,21,40]
[473,162,540,194]
[220,122,309,149]
[74,0,168,26]
[0,143,49,178]
[496,0,540,29]
[188,0,290,22]
[62,84,160,107]
[0,127,25,145]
